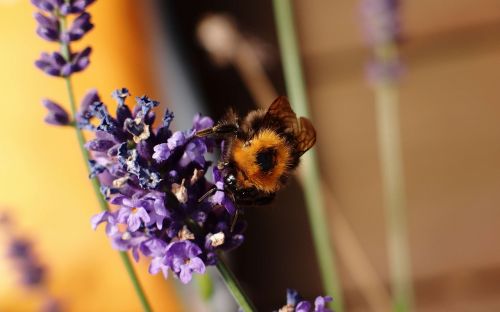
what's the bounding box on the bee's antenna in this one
[198,186,217,203]
[195,127,215,137]
[195,123,239,138]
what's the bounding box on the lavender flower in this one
[6,238,46,287]
[77,89,101,129]
[32,0,95,77]
[34,12,60,42]
[360,0,400,46]
[89,89,244,284]
[359,0,403,83]
[166,240,206,283]
[277,289,333,312]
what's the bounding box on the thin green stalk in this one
[59,14,153,312]
[215,254,256,312]
[373,43,414,312]
[119,251,153,312]
[272,1,344,310]
[184,219,255,310]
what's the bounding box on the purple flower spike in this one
[32,0,94,77]
[42,99,70,126]
[88,90,244,283]
[166,241,206,284]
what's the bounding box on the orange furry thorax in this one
[231,129,292,193]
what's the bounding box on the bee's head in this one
[224,173,237,191]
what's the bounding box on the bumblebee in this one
[197,96,316,206]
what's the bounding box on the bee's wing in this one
[296,117,316,156]
[263,96,298,133]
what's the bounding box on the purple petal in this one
[136,208,151,224]
[192,114,214,131]
[188,257,205,274]
[167,131,186,149]
[132,247,140,262]
[149,256,169,279]
[90,211,108,230]
[186,241,202,258]
[212,166,222,183]
[314,296,333,312]
[152,143,171,163]
[296,301,313,312]
[179,266,193,284]
[210,190,225,205]
[42,99,70,125]
[85,139,115,152]
[116,206,131,223]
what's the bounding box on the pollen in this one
[209,232,225,247]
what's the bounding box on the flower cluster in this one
[87,89,244,284]
[32,0,94,77]
[276,289,333,312]
[359,0,403,83]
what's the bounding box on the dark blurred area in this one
[151,0,500,311]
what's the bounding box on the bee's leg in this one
[236,193,276,206]
[198,186,217,203]
[230,209,241,232]
[253,193,276,205]
[195,123,239,137]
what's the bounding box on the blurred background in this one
[1,0,500,311]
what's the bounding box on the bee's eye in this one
[256,148,276,172]
[224,174,237,187]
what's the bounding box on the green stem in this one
[215,254,256,312]
[58,15,153,312]
[272,1,344,310]
[373,44,414,312]
[119,251,153,312]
